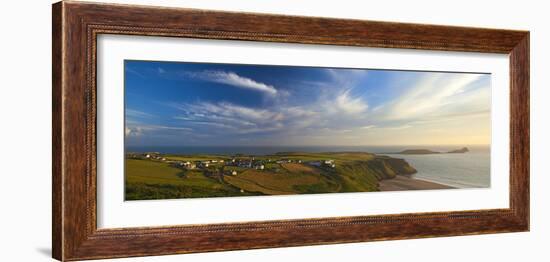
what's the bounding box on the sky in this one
[124,60,491,147]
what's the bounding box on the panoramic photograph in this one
[124,60,491,200]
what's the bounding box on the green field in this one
[125,159,256,200]
[125,152,417,200]
[224,164,338,195]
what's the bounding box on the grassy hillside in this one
[224,163,339,195]
[125,152,417,200]
[125,159,255,200]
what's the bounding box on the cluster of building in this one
[128,153,336,177]
[226,158,265,170]
[127,152,166,161]
[275,159,302,164]
[175,161,196,169]
[308,159,336,168]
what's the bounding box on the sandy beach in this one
[379,175,454,191]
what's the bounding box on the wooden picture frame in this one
[52,1,529,261]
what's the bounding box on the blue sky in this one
[125,60,491,146]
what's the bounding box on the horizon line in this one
[126,144,490,147]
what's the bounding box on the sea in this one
[126,145,490,189]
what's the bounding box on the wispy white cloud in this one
[385,124,413,130]
[321,128,353,133]
[361,125,376,129]
[335,89,368,114]
[379,74,487,121]
[126,109,153,118]
[125,126,143,137]
[187,70,278,95]
[172,101,286,135]
[125,123,192,137]
[325,68,368,85]
[125,67,145,79]
[129,64,490,146]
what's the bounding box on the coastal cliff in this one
[370,156,417,178]
[333,155,418,192]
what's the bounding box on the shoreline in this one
[378,175,455,191]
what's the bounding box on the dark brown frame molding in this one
[52,1,530,261]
